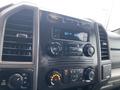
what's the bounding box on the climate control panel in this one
[38,11,111,90]
[0,69,33,90]
[47,67,96,87]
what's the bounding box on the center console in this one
[37,12,111,90]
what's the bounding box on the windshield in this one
[0,0,119,31]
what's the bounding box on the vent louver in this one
[2,9,34,62]
[99,25,109,60]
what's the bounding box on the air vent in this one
[99,25,109,60]
[2,9,34,62]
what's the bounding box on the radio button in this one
[77,48,83,55]
[63,69,70,83]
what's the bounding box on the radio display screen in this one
[53,28,89,42]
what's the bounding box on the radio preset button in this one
[77,48,83,55]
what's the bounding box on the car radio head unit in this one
[38,11,101,90]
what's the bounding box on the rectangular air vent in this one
[2,9,34,62]
[99,26,109,60]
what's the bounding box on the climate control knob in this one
[83,68,95,82]
[48,42,62,56]
[8,74,24,89]
[49,71,62,86]
[83,44,95,57]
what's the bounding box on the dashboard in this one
[0,3,111,90]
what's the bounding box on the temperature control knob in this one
[49,71,62,86]
[83,44,95,57]
[48,42,62,56]
[83,68,95,82]
[8,74,24,89]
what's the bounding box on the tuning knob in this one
[8,74,24,89]
[49,71,62,86]
[83,68,95,82]
[47,42,62,56]
[83,44,95,57]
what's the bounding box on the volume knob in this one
[48,42,62,56]
[83,44,95,57]
[8,74,24,89]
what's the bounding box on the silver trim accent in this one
[33,7,40,90]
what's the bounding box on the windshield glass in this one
[0,0,119,31]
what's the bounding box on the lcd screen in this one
[53,28,89,42]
